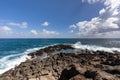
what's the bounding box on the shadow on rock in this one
[58,66,80,80]
[104,69,120,75]
[84,70,97,80]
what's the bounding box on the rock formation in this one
[0,44,120,80]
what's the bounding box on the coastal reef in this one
[0,44,120,80]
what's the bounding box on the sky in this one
[0,0,120,38]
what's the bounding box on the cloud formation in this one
[69,24,77,33]
[29,29,60,38]
[8,22,28,28]
[71,0,120,38]
[42,21,49,27]
[0,26,12,35]
[42,29,59,36]
[30,30,38,35]
[0,21,29,37]
[0,19,60,38]
[82,0,103,4]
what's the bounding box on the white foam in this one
[72,41,120,53]
[35,52,49,60]
[1,42,120,75]
[0,44,57,75]
[0,47,41,74]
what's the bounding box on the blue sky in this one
[0,0,120,38]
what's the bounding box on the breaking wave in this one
[0,42,120,74]
[72,42,120,53]
[0,47,41,74]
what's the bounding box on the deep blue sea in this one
[0,38,120,74]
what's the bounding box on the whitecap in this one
[72,41,120,53]
[0,47,42,74]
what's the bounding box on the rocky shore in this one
[0,44,120,80]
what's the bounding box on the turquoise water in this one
[1,38,120,57]
[0,38,120,74]
[0,38,79,58]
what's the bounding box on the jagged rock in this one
[0,44,120,80]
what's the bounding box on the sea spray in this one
[0,39,120,75]
[0,44,58,74]
[72,41,120,53]
[0,47,41,74]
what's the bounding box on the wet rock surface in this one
[28,44,74,58]
[0,44,120,80]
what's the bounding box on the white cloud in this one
[29,29,60,38]
[69,24,77,33]
[30,30,38,35]
[0,26,12,35]
[71,0,120,38]
[42,29,59,36]
[82,0,103,4]
[0,20,60,38]
[69,24,77,29]
[8,22,28,28]
[0,21,29,37]
[42,21,49,27]
[99,8,105,15]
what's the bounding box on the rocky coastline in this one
[0,44,120,80]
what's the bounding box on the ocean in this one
[0,38,120,74]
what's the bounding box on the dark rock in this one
[0,44,120,80]
[84,70,97,79]
[58,66,80,80]
[104,69,120,75]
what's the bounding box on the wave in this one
[0,47,41,74]
[0,44,58,74]
[0,42,120,74]
[72,42,120,53]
